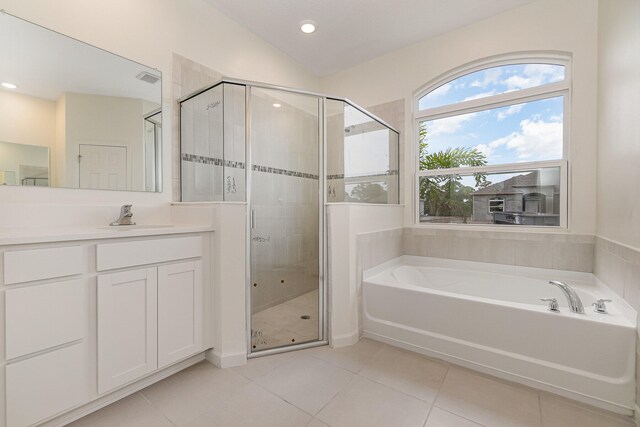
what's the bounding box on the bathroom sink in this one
[98,225,175,231]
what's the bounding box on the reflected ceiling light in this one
[300,20,316,34]
[273,103,282,108]
[1,82,17,89]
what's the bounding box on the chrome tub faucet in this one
[548,280,584,314]
[110,204,135,226]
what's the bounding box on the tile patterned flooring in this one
[69,339,635,427]
[251,290,319,351]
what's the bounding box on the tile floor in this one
[251,290,319,351]
[69,339,635,427]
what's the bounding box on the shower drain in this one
[300,315,311,320]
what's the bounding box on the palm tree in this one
[419,122,487,221]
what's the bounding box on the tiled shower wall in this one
[172,55,320,314]
[250,90,320,314]
[172,53,223,201]
[180,83,246,202]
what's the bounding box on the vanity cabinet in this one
[158,261,203,368]
[3,245,89,427]
[96,236,204,394]
[97,268,158,394]
[1,229,213,427]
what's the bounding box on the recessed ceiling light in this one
[273,103,282,108]
[1,82,17,89]
[300,20,316,34]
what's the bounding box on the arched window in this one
[415,53,568,228]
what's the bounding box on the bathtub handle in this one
[540,298,560,312]
[592,299,612,314]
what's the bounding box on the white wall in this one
[0,0,319,208]
[321,0,599,235]
[596,0,640,251]
[328,204,404,346]
[0,91,56,149]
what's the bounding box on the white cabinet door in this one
[6,343,88,427]
[158,260,203,368]
[97,268,158,394]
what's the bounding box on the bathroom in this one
[0,0,638,426]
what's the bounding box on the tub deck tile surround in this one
[402,227,595,273]
[69,339,634,427]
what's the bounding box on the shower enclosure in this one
[180,78,399,356]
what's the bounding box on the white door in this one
[97,268,157,394]
[158,260,203,368]
[79,144,127,190]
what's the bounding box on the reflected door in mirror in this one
[79,145,127,190]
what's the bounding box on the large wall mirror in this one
[0,12,162,192]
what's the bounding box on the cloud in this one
[428,82,452,98]
[502,64,564,91]
[496,104,523,120]
[470,68,503,88]
[425,112,477,137]
[474,143,493,157]
[478,117,562,161]
[463,90,496,102]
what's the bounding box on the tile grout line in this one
[248,370,320,420]
[137,391,179,427]
[432,406,491,427]
[421,402,435,427]
[538,392,544,427]
[310,369,360,419]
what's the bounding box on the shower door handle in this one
[250,209,256,229]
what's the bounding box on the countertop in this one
[0,224,215,246]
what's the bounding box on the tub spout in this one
[548,281,584,314]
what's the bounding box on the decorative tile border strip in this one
[183,153,399,182]
[252,164,319,180]
[327,170,399,180]
[182,153,245,169]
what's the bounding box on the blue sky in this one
[419,64,564,166]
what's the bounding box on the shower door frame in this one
[244,81,329,357]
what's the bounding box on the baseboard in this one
[206,348,247,368]
[42,353,205,427]
[634,404,640,426]
[331,330,359,348]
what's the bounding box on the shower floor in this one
[251,289,319,351]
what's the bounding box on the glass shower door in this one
[249,87,322,352]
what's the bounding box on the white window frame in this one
[414,52,571,229]
[488,197,505,214]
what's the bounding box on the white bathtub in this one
[363,256,637,414]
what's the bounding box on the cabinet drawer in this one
[6,343,87,427]
[4,246,84,284]
[96,236,202,271]
[5,279,84,359]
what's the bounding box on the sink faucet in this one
[110,204,136,226]
[548,281,584,313]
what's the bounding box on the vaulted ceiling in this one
[204,0,536,76]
